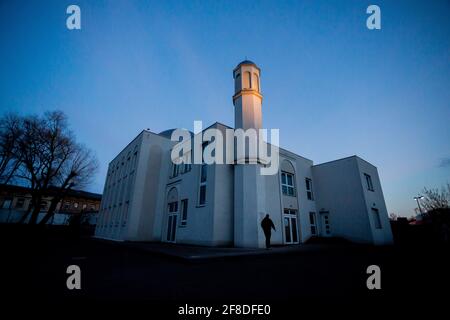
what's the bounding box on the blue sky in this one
[0,0,449,217]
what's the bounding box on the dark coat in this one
[261,216,276,234]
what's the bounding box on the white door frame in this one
[165,203,178,243]
[319,210,331,237]
[282,209,299,244]
[163,185,180,243]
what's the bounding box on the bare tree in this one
[39,144,98,225]
[0,113,23,184]
[14,111,98,224]
[421,183,450,212]
[389,213,398,221]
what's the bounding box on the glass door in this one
[320,212,331,237]
[283,209,299,244]
[166,201,178,243]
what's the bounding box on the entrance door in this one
[320,212,331,237]
[166,201,178,243]
[283,209,299,244]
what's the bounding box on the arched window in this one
[244,71,252,89]
[235,73,241,92]
[254,73,260,92]
[167,187,179,210]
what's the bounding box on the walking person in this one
[261,214,276,249]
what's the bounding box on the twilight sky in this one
[0,0,449,217]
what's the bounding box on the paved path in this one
[97,239,368,261]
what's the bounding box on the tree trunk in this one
[28,197,42,224]
[17,206,32,224]
[39,197,60,225]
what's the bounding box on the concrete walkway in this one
[99,239,366,261]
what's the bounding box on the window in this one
[200,164,207,183]
[111,207,116,227]
[116,204,122,226]
[171,154,191,177]
[171,163,179,178]
[40,201,48,211]
[82,204,87,209]
[198,164,207,206]
[254,73,260,92]
[371,208,382,229]
[309,212,317,235]
[122,202,129,227]
[365,173,374,191]
[180,199,188,226]
[244,71,252,89]
[64,202,70,210]
[15,198,25,209]
[171,162,186,177]
[234,73,241,92]
[199,185,206,206]
[133,150,138,168]
[2,198,12,209]
[168,201,178,213]
[305,178,314,200]
[284,208,296,215]
[198,143,208,206]
[281,172,295,196]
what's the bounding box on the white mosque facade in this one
[95,61,393,248]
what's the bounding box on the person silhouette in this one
[261,214,276,249]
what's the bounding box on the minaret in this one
[233,60,263,130]
[233,60,266,248]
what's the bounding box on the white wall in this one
[95,130,174,242]
[312,156,393,245]
[95,131,392,247]
[167,163,215,246]
[211,124,235,246]
[356,158,394,245]
[312,156,373,243]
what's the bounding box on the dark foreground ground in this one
[1,225,448,317]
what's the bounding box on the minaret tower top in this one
[232,60,263,130]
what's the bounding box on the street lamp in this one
[413,195,424,215]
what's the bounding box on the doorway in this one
[283,209,299,244]
[166,201,178,243]
[320,211,331,237]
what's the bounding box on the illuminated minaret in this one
[233,60,263,131]
[233,60,266,248]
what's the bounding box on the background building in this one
[0,184,101,225]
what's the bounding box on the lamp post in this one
[413,195,424,215]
